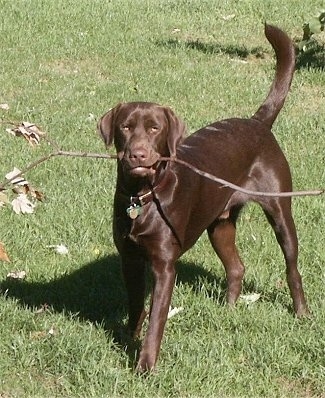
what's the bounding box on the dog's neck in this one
[117,174,154,199]
[117,161,162,193]
[116,161,172,203]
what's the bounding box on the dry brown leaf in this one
[23,185,45,201]
[0,242,10,262]
[0,192,9,206]
[6,169,44,202]
[12,185,44,201]
[6,121,46,146]
[30,330,47,340]
[30,189,44,201]
[30,326,57,338]
[34,304,49,314]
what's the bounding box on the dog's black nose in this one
[129,147,149,160]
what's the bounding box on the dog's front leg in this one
[121,252,147,338]
[136,261,176,373]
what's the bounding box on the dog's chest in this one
[127,202,179,252]
[128,203,159,240]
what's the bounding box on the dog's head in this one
[98,102,186,178]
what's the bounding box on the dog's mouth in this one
[128,163,158,178]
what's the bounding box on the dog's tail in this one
[252,24,295,128]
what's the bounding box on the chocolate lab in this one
[98,24,309,372]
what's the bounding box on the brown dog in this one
[98,24,309,372]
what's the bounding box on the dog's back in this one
[172,24,297,245]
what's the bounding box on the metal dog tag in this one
[126,204,142,219]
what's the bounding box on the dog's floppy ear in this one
[97,103,122,147]
[164,107,186,157]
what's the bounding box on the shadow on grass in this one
[1,255,125,326]
[157,37,325,70]
[0,252,293,328]
[0,251,296,369]
[0,255,228,366]
[156,37,267,60]
[295,44,325,70]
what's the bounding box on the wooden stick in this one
[159,157,324,198]
[0,150,323,198]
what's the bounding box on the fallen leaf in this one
[30,330,47,339]
[251,234,257,241]
[47,244,69,255]
[11,194,35,214]
[5,167,28,186]
[7,270,26,280]
[48,326,56,336]
[0,242,10,262]
[167,306,184,319]
[86,113,95,122]
[5,168,43,205]
[0,192,10,206]
[0,103,10,110]
[232,59,248,64]
[6,121,45,146]
[92,248,101,256]
[34,304,49,314]
[14,184,45,202]
[222,14,236,21]
[30,326,57,339]
[240,293,261,305]
[275,279,286,289]
[29,188,44,201]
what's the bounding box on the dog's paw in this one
[296,306,312,319]
[135,352,156,374]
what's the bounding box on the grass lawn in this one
[0,0,324,397]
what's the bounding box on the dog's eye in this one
[150,126,160,133]
[121,125,130,132]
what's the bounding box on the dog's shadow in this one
[0,252,293,368]
[0,255,227,365]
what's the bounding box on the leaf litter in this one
[0,242,10,262]
[6,121,46,146]
[47,244,69,255]
[6,270,26,280]
[2,167,44,214]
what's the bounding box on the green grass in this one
[0,0,324,397]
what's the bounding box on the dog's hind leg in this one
[207,206,245,306]
[260,197,309,316]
